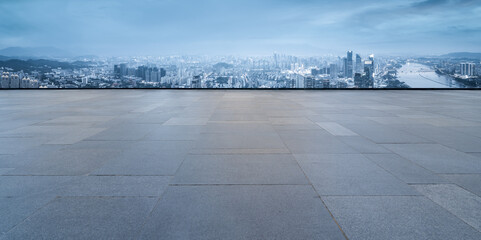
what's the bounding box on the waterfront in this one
[397,62,466,88]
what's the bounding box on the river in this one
[397,62,466,88]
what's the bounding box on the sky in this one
[0,0,480,56]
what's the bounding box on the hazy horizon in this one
[1,0,480,57]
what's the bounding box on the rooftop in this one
[1,90,481,239]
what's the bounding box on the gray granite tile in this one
[324,196,481,240]
[91,141,192,176]
[414,184,481,232]
[440,174,481,197]
[202,122,277,134]
[269,117,313,125]
[172,154,308,184]
[343,123,431,143]
[279,130,358,154]
[0,138,45,155]
[45,128,106,144]
[337,136,391,153]
[144,125,204,141]
[140,185,345,240]
[86,123,157,141]
[194,132,287,150]
[295,154,418,196]
[164,117,209,126]
[399,125,481,152]
[383,144,481,173]
[316,122,358,136]
[57,176,171,197]
[3,197,157,240]
[6,147,121,176]
[0,168,14,175]
[210,113,269,121]
[0,176,76,197]
[0,195,55,235]
[365,154,449,183]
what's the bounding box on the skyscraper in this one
[363,60,374,88]
[192,75,202,88]
[355,54,362,73]
[330,64,338,79]
[345,51,353,78]
[460,63,475,76]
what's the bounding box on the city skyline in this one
[1,0,481,56]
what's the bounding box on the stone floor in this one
[1,90,481,240]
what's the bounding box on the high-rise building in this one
[304,76,315,88]
[354,73,363,88]
[119,64,128,77]
[460,63,475,76]
[329,64,338,79]
[363,60,374,88]
[355,54,362,73]
[114,65,121,78]
[345,51,353,78]
[1,73,9,88]
[192,75,202,88]
[9,74,20,88]
[21,77,30,88]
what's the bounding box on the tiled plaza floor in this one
[1,90,481,239]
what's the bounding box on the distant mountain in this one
[0,47,72,58]
[441,52,481,59]
[0,55,12,61]
[0,59,89,72]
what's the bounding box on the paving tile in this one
[269,117,313,125]
[295,154,418,196]
[316,122,358,136]
[0,138,45,155]
[86,123,157,141]
[57,176,171,197]
[337,136,390,153]
[163,117,209,126]
[0,176,80,198]
[0,195,55,235]
[188,148,291,154]
[172,154,308,184]
[194,132,287,150]
[343,123,431,143]
[6,147,121,176]
[202,122,277,134]
[144,125,204,141]
[91,141,192,176]
[0,168,14,175]
[279,130,358,154]
[440,174,481,197]
[37,116,116,125]
[383,144,481,173]
[324,196,481,240]
[45,128,106,144]
[140,185,345,240]
[210,113,269,121]
[3,197,157,240]
[414,184,481,232]
[399,124,481,152]
[365,154,448,183]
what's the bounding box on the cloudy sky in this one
[1,0,480,56]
